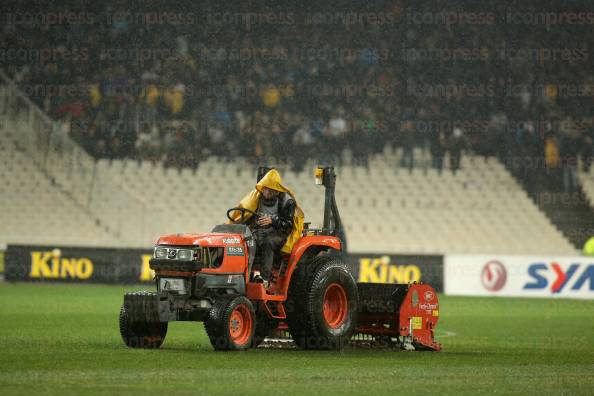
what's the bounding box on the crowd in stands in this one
[2,1,593,182]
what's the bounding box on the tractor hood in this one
[156,233,243,247]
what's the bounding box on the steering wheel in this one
[226,207,259,224]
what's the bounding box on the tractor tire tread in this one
[119,302,167,349]
[287,255,358,349]
[204,295,255,351]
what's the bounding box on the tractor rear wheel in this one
[119,304,168,348]
[204,295,256,351]
[286,255,358,350]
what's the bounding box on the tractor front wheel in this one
[204,295,256,351]
[119,304,168,348]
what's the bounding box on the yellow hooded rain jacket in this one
[228,169,304,254]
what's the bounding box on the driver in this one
[228,169,304,287]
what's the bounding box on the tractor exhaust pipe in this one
[316,166,347,252]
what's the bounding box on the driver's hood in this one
[156,233,243,247]
[256,169,289,193]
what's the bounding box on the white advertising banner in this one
[445,255,594,299]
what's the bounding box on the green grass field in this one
[0,283,593,396]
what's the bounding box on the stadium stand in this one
[90,151,575,255]
[0,118,580,255]
[3,2,592,173]
[0,74,579,254]
[1,0,590,255]
[0,131,115,247]
[0,78,145,247]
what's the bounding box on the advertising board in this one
[445,255,594,299]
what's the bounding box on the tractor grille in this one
[149,259,203,272]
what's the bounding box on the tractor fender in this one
[280,235,342,296]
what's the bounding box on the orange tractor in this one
[119,167,441,351]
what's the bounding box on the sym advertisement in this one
[445,255,594,299]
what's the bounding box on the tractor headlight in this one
[154,247,168,259]
[177,249,193,261]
